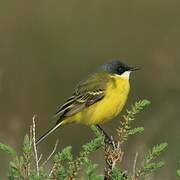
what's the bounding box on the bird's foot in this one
[104,135,119,148]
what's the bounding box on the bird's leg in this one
[96,125,114,146]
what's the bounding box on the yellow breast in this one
[70,75,130,125]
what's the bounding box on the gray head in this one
[102,60,140,78]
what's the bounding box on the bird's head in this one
[102,60,140,79]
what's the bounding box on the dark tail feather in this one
[36,121,64,145]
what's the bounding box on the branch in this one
[104,140,124,179]
[42,139,59,167]
[32,115,40,176]
[132,152,138,180]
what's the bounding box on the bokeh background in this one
[0,0,180,179]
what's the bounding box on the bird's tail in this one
[36,121,65,145]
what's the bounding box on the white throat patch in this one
[115,71,131,80]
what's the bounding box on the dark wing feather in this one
[55,72,109,122]
[55,89,105,118]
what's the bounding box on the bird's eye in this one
[117,67,124,74]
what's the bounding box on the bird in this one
[36,60,140,145]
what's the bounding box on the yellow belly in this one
[65,76,130,125]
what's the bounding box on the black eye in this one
[117,67,124,75]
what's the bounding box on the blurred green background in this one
[0,0,180,179]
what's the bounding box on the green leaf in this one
[8,156,24,179]
[138,142,168,178]
[151,143,168,157]
[117,99,151,144]
[90,125,104,137]
[140,99,151,107]
[128,127,144,135]
[144,142,168,164]
[23,134,32,155]
[177,170,180,177]
[143,161,165,173]
[54,146,73,163]
[0,143,16,156]
[111,167,127,180]
[85,159,103,180]
[82,136,104,154]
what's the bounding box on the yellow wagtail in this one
[36,60,140,145]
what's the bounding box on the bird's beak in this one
[129,66,141,71]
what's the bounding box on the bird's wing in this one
[55,72,109,121]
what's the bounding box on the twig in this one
[38,154,43,164]
[132,152,138,180]
[25,125,33,177]
[104,138,124,180]
[42,139,59,167]
[49,163,57,178]
[30,125,33,142]
[32,115,40,176]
